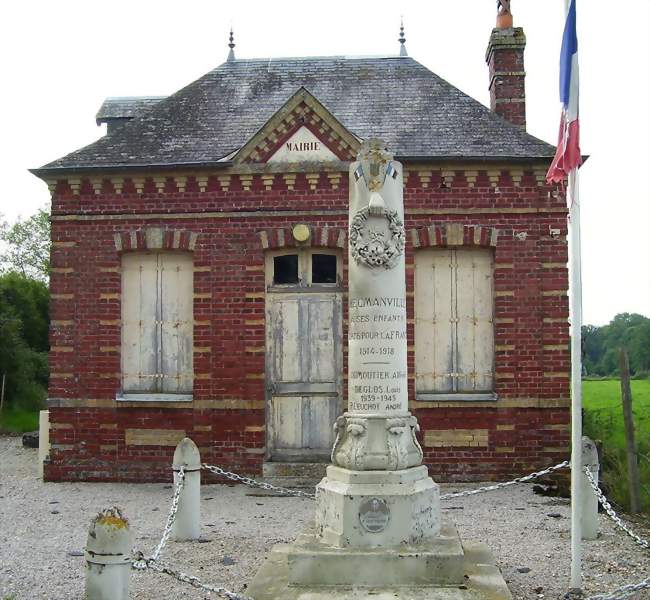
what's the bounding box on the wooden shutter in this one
[121,252,193,395]
[415,249,454,392]
[121,253,159,392]
[160,253,193,393]
[415,248,494,395]
[455,250,494,392]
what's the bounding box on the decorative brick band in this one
[408,223,499,249]
[45,166,558,198]
[113,227,199,252]
[257,226,346,250]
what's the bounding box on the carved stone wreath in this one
[349,207,405,269]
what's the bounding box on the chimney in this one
[485,1,526,129]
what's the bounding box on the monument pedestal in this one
[250,467,511,598]
[315,465,440,547]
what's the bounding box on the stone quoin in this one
[31,13,570,484]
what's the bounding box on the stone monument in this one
[249,140,511,599]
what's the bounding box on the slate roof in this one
[34,56,556,175]
[95,96,166,124]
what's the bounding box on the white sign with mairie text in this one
[267,126,338,163]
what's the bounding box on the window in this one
[120,252,193,399]
[273,254,299,285]
[414,248,495,400]
[267,249,340,289]
[311,254,337,284]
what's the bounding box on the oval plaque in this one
[359,497,390,533]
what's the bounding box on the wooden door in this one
[266,292,342,461]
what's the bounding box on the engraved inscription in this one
[348,295,408,413]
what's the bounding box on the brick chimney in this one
[485,2,526,129]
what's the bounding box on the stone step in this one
[287,522,465,587]
[262,462,329,485]
[248,530,512,599]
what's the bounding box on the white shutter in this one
[160,253,194,393]
[455,250,494,392]
[121,253,159,392]
[415,249,454,393]
[415,248,494,395]
[469,250,494,392]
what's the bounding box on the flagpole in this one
[568,167,583,591]
[564,0,583,588]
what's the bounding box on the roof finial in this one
[398,17,408,57]
[496,0,513,29]
[227,27,236,62]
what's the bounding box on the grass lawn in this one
[583,379,650,512]
[583,379,650,447]
[0,408,40,434]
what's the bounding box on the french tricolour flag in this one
[546,0,582,183]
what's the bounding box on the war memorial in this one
[246,140,512,598]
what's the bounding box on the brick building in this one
[32,20,570,483]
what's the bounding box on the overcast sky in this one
[1,0,648,325]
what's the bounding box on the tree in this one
[582,313,650,377]
[0,273,49,411]
[0,207,51,281]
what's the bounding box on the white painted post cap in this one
[172,437,201,471]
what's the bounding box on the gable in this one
[233,87,361,164]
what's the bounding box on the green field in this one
[583,379,650,512]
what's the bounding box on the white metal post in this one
[171,437,201,541]
[85,507,133,600]
[568,167,583,590]
[580,436,599,540]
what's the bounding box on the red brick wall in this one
[45,167,570,482]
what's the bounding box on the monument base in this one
[315,465,440,548]
[248,531,512,599]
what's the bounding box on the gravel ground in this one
[1,435,649,600]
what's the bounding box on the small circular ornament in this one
[349,207,405,269]
[359,497,391,533]
[292,223,311,242]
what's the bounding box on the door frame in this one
[264,248,344,462]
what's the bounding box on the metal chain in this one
[132,465,186,570]
[585,576,650,600]
[133,555,252,600]
[439,460,570,500]
[152,465,186,561]
[583,466,650,551]
[202,463,316,499]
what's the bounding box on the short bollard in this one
[580,436,599,540]
[85,507,133,600]
[171,437,201,541]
